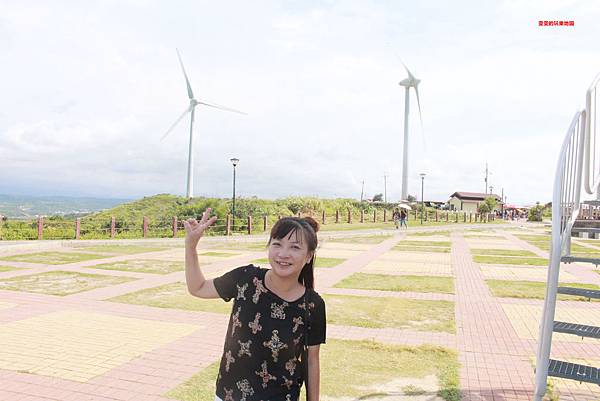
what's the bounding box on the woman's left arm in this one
[307,345,320,401]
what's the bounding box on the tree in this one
[407,194,416,202]
[478,196,497,214]
[528,202,545,222]
[372,193,384,202]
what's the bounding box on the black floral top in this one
[213,264,326,401]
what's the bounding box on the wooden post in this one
[247,216,252,234]
[463,212,467,222]
[226,214,231,235]
[360,210,364,223]
[75,218,81,240]
[347,209,352,224]
[322,210,326,224]
[414,209,417,220]
[263,215,268,231]
[455,213,458,223]
[172,216,178,238]
[383,209,387,222]
[373,209,377,223]
[469,213,472,223]
[446,212,449,222]
[425,210,428,222]
[335,210,339,223]
[142,216,148,238]
[436,210,439,222]
[111,217,116,238]
[37,216,43,240]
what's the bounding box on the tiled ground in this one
[0,223,599,400]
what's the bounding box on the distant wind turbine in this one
[161,49,246,198]
[398,62,424,201]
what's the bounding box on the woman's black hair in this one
[268,216,319,289]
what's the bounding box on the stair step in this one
[572,227,600,234]
[561,256,600,266]
[557,286,600,300]
[548,359,600,384]
[553,321,600,338]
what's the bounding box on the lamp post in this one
[230,158,239,231]
[419,173,426,225]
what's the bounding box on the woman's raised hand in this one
[183,208,218,248]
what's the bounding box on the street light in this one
[230,158,239,231]
[419,173,426,225]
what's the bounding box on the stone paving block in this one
[479,265,578,282]
[502,303,600,343]
[377,250,452,264]
[0,311,200,382]
[318,241,374,251]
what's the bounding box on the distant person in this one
[184,208,326,401]
[400,209,408,228]
[392,208,401,229]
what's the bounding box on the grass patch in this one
[486,280,600,301]
[471,249,537,257]
[324,294,455,333]
[166,340,460,401]
[393,245,450,253]
[0,271,135,296]
[0,266,19,272]
[71,245,168,254]
[212,242,267,251]
[109,282,233,313]
[200,251,240,257]
[400,240,451,247]
[463,235,505,240]
[0,251,112,265]
[252,257,346,268]
[473,255,548,266]
[334,273,454,294]
[90,260,183,275]
[329,234,392,244]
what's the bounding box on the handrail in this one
[534,109,586,400]
[582,72,600,194]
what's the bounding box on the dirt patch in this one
[324,375,443,401]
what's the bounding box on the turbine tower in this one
[399,63,424,201]
[162,49,246,198]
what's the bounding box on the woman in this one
[184,208,326,401]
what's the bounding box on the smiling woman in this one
[183,209,326,401]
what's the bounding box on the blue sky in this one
[1,0,599,205]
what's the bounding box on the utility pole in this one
[384,174,388,203]
[501,187,505,218]
[485,163,489,194]
[360,180,365,202]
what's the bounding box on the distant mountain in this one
[0,194,131,218]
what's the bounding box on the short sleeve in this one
[213,265,254,302]
[307,293,326,346]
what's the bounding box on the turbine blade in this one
[197,101,247,115]
[176,48,195,100]
[161,106,192,141]
[414,86,427,151]
[401,61,415,81]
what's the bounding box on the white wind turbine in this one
[162,49,246,198]
[398,62,424,201]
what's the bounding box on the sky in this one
[1,0,600,206]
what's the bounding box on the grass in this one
[0,266,19,272]
[393,245,451,253]
[199,251,240,257]
[328,234,393,244]
[251,257,346,268]
[323,293,455,333]
[463,235,505,240]
[0,251,112,265]
[407,230,450,237]
[212,242,267,251]
[473,255,548,266]
[89,260,183,275]
[0,271,135,296]
[71,245,168,254]
[400,240,452,247]
[109,282,233,313]
[486,280,600,301]
[165,339,460,401]
[334,273,455,294]
[471,249,538,257]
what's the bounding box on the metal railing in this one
[534,73,600,400]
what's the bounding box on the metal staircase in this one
[534,73,600,400]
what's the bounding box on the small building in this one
[447,192,503,213]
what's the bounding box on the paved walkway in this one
[0,223,598,400]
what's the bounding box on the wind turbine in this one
[398,63,424,201]
[162,49,246,198]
